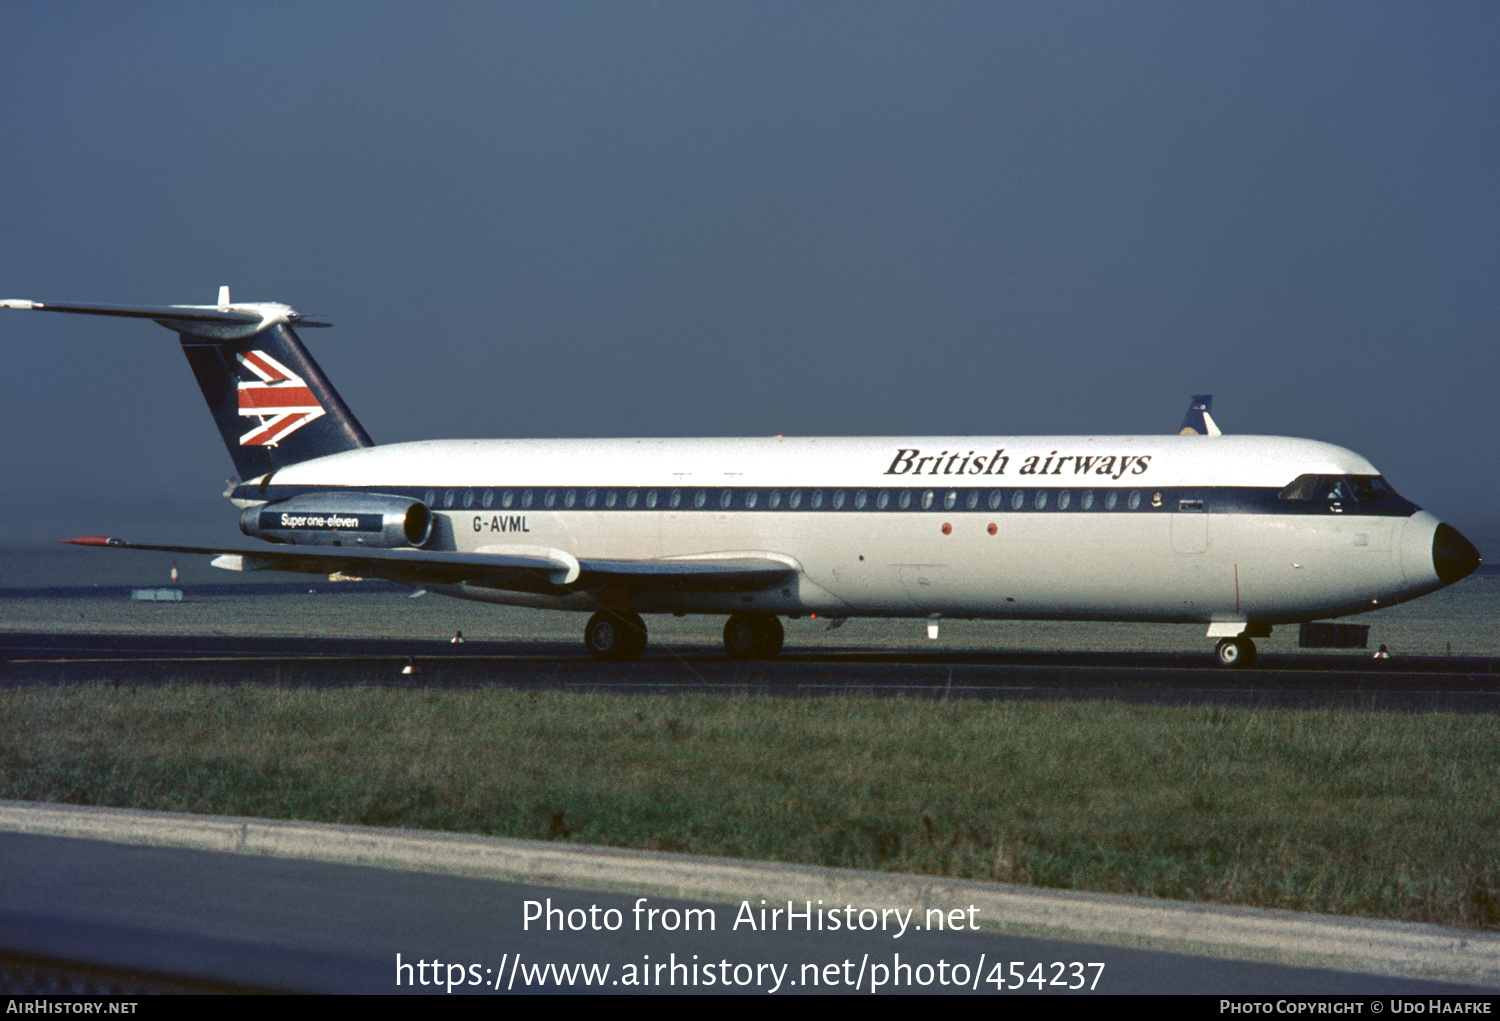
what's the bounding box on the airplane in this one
[1,289,1481,668]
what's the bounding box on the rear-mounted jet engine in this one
[241,493,431,548]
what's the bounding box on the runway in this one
[4,630,1498,713]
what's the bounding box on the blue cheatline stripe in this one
[232,483,1420,519]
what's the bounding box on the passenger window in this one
[1057,490,1071,510]
[811,490,824,509]
[1011,490,1025,510]
[943,490,957,510]
[876,490,890,510]
[522,489,534,509]
[1080,490,1094,510]
[545,490,557,508]
[482,489,494,509]
[1128,490,1141,510]
[626,490,639,509]
[720,489,733,509]
[669,489,682,509]
[1105,491,1117,510]
[462,490,474,509]
[1035,490,1049,510]
[424,489,436,506]
[922,490,935,510]
[584,488,596,508]
[605,490,617,509]
[832,490,845,509]
[768,489,781,509]
[789,489,802,509]
[694,489,706,509]
[646,490,659,509]
[564,489,576,508]
[965,491,979,510]
[988,490,1003,510]
[898,490,912,510]
[854,490,868,510]
[444,490,456,508]
[744,490,758,509]
[502,489,515,509]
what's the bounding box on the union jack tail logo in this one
[236,350,327,446]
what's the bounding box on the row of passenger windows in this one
[426,486,1158,512]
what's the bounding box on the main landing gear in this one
[583,611,786,662]
[723,613,784,661]
[584,610,648,661]
[1215,637,1257,669]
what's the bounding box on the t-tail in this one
[1,287,372,480]
[1178,394,1221,436]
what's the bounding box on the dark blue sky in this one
[4,2,1497,551]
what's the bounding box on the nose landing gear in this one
[1215,636,1257,669]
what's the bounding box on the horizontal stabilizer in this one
[0,298,329,331]
[2,299,262,323]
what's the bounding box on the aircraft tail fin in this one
[1178,394,1222,436]
[2,289,372,479]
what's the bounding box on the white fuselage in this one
[238,434,1453,625]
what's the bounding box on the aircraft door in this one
[1171,498,1208,554]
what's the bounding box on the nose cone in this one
[1433,523,1482,586]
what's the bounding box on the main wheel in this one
[1215,637,1257,669]
[585,611,647,661]
[753,615,784,659]
[724,614,783,661]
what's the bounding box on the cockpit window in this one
[1278,475,1320,500]
[1319,477,1355,502]
[1279,473,1398,502]
[1350,475,1396,502]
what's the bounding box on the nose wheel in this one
[724,614,784,660]
[1215,637,1257,669]
[584,610,648,661]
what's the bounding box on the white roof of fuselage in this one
[268,435,1381,489]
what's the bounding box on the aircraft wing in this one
[575,555,795,592]
[61,537,795,595]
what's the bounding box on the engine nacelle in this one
[241,492,432,548]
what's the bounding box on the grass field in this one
[4,684,1497,929]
